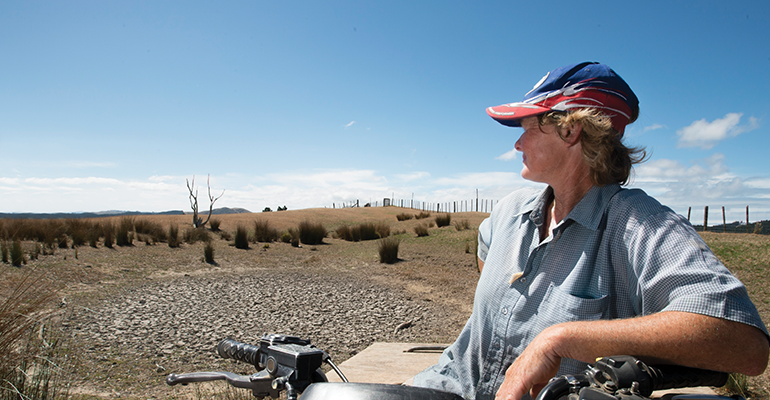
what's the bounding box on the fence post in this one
[704,206,708,232]
[722,206,726,233]
[687,207,691,221]
[746,206,751,233]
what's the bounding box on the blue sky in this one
[1,1,769,224]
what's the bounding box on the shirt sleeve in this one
[617,197,768,336]
[478,217,491,263]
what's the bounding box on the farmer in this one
[412,62,769,400]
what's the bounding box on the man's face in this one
[515,116,570,184]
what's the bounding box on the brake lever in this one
[167,369,280,398]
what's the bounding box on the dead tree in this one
[187,175,225,228]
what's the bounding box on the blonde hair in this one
[538,108,647,186]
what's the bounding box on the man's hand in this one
[495,326,562,400]
[494,312,768,400]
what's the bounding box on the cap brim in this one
[486,103,550,127]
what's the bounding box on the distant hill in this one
[0,207,251,220]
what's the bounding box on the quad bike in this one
[166,333,739,400]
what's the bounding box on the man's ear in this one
[563,123,582,146]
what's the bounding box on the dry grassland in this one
[1,208,769,399]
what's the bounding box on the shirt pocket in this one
[530,282,608,336]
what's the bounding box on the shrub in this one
[435,214,451,228]
[378,237,400,264]
[454,219,471,231]
[396,213,413,221]
[414,224,430,237]
[299,220,326,245]
[1,242,7,263]
[209,218,222,232]
[234,225,249,249]
[415,212,431,220]
[168,224,180,248]
[10,241,25,267]
[254,220,279,242]
[280,232,293,243]
[204,242,215,264]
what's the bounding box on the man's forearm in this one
[550,311,769,376]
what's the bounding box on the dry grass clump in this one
[0,269,67,400]
[415,212,431,220]
[414,224,430,237]
[396,213,414,221]
[298,220,326,245]
[336,222,390,242]
[454,219,472,231]
[435,214,451,228]
[378,236,401,264]
[234,225,249,249]
[253,220,279,243]
[168,224,180,248]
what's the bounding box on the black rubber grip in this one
[217,338,261,366]
[646,364,729,393]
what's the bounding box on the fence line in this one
[331,198,500,214]
[687,205,766,234]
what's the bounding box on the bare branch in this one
[186,174,224,228]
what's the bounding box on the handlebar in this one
[168,337,736,400]
[217,338,261,366]
[535,355,731,400]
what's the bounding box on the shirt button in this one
[483,373,491,382]
[520,277,527,283]
[501,307,508,315]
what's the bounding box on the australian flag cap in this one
[486,62,639,134]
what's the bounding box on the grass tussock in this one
[396,213,414,221]
[234,225,249,249]
[253,220,279,243]
[336,222,390,242]
[168,224,180,248]
[0,269,68,400]
[454,219,472,231]
[414,224,430,237]
[184,227,211,244]
[435,214,451,228]
[378,236,401,264]
[204,242,215,264]
[415,212,431,220]
[298,220,326,245]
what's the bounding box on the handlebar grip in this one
[647,364,729,393]
[217,338,261,367]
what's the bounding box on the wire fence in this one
[331,197,499,214]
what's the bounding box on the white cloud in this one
[630,154,770,222]
[644,124,666,132]
[344,121,356,128]
[496,148,518,161]
[676,113,759,149]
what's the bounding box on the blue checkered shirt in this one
[413,184,768,400]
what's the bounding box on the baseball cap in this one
[486,62,639,134]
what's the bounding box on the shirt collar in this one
[529,184,622,231]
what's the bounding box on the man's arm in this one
[495,311,769,400]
